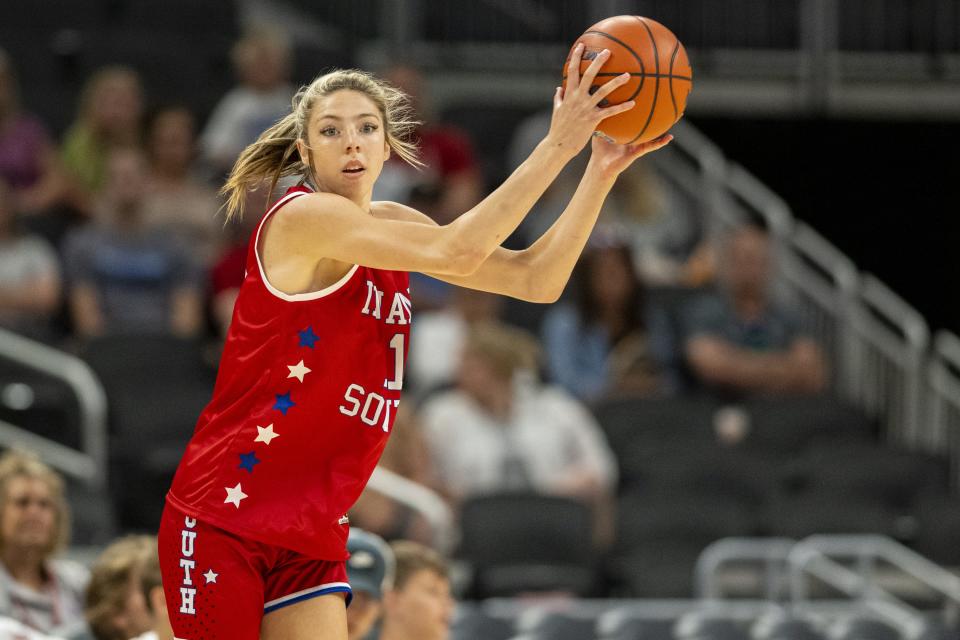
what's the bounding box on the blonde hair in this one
[85,535,160,640]
[0,450,71,556]
[222,68,421,221]
[390,540,449,590]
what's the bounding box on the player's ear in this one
[296,138,309,166]
[383,140,391,161]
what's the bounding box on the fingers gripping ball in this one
[564,15,693,144]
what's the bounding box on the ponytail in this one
[221,112,303,222]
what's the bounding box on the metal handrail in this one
[787,545,924,638]
[695,538,797,601]
[928,331,960,463]
[724,162,795,239]
[366,465,457,554]
[850,275,930,446]
[0,328,108,490]
[790,535,960,623]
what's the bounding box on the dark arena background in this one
[1,1,960,639]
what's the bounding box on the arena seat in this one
[674,611,750,640]
[597,608,676,640]
[458,493,596,597]
[515,610,597,640]
[450,606,516,640]
[80,334,215,530]
[828,617,901,640]
[750,613,825,640]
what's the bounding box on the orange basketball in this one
[564,15,693,144]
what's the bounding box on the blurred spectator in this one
[420,323,617,511]
[0,451,88,636]
[82,535,167,640]
[683,224,827,396]
[0,177,62,341]
[408,288,503,394]
[142,106,222,267]
[345,529,394,640]
[374,64,483,225]
[0,49,69,216]
[542,237,672,402]
[61,67,143,199]
[200,28,294,177]
[602,161,714,287]
[350,406,436,545]
[379,541,453,640]
[62,148,202,338]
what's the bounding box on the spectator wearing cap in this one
[378,541,453,640]
[345,529,394,640]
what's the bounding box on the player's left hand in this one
[588,132,673,180]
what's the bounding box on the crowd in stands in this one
[1,19,946,640]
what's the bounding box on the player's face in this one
[0,476,57,553]
[300,90,390,206]
[387,569,454,640]
[346,591,382,640]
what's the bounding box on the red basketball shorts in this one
[158,501,351,640]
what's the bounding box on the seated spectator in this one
[374,63,483,225]
[200,28,294,177]
[142,106,222,267]
[683,224,827,396]
[420,323,617,512]
[62,148,202,338]
[82,535,167,640]
[346,529,394,640]
[0,49,69,216]
[0,451,88,636]
[350,406,437,544]
[379,541,453,640]
[542,236,672,402]
[61,67,143,201]
[0,177,62,341]
[408,288,503,394]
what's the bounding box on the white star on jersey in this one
[224,483,247,508]
[203,569,219,584]
[287,360,312,383]
[254,424,279,445]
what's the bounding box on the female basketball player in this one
[158,44,671,640]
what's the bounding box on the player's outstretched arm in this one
[513,132,673,300]
[275,45,635,277]
[380,132,671,300]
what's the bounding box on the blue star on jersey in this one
[238,451,261,473]
[273,392,295,415]
[298,327,320,349]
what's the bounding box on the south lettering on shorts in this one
[179,516,198,615]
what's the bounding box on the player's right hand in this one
[545,43,636,158]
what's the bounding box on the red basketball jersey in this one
[167,185,411,560]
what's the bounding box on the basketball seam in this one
[589,71,691,81]
[630,16,660,144]
[668,41,680,120]
[582,29,645,102]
